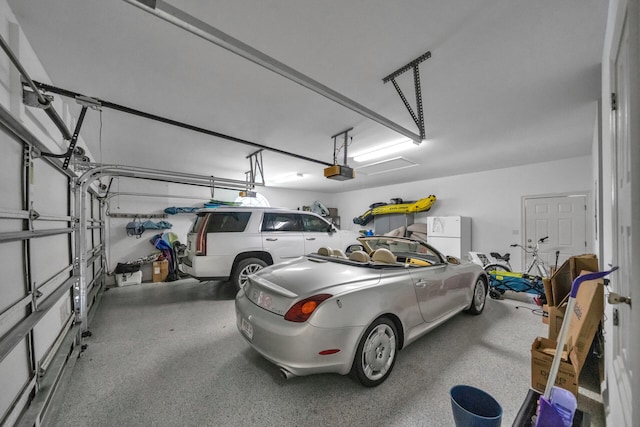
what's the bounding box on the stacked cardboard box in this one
[152,259,169,282]
[530,254,603,397]
[540,254,599,337]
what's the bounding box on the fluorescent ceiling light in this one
[271,172,305,184]
[352,140,419,163]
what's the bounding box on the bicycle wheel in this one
[483,263,511,274]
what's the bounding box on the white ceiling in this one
[8,0,608,192]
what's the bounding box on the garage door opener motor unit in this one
[324,128,355,181]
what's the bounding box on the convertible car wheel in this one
[465,278,487,315]
[352,317,398,387]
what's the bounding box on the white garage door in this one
[0,106,106,426]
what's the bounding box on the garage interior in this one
[0,0,638,426]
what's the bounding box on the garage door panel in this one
[31,158,69,218]
[0,294,28,339]
[92,227,102,246]
[0,240,25,314]
[31,220,70,231]
[30,234,70,287]
[0,217,22,233]
[0,340,30,422]
[0,134,23,211]
[32,294,72,363]
[37,269,72,302]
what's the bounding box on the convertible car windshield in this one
[358,237,445,266]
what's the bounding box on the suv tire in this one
[232,258,268,290]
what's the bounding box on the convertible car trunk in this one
[244,256,381,316]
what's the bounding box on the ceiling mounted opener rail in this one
[124,0,422,143]
[29,81,332,168]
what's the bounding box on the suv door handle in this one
[265,238,278,241]
[306,237,316,241]
[415,280,428,288]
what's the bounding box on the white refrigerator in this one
[426,216,471,259]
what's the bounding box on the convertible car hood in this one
[243,257,381,316]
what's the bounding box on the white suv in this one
[181,206,360,289]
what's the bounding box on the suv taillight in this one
[196,231,206,255]
[195,213,209,255]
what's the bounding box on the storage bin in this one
[116,270,142,286]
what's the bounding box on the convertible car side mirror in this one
[446,256,461,265]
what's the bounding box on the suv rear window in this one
[192,212,252,233]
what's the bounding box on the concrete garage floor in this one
[51,279,604,426]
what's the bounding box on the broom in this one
[535,267,618,427]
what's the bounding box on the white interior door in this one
[523,195,589,271]
[606,2,636,424]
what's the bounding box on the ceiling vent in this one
[356,157,418,176]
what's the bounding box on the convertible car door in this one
[409,264,463,323]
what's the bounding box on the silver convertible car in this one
[235,236,488,386]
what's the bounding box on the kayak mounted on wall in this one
[353,195,437,225]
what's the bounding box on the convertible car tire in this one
[352,317,398,387]
[232,258,267,290]
[465,278,487,315]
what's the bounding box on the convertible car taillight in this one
[284,294,332,322]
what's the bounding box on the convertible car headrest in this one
[332,249,347,258]
[348,250,370,263]
[372,248,397,264]
[317,247,333,256]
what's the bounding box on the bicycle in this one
[483,236,550,277]
[512,236,550,278]
[484,236,551,303]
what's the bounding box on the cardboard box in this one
[547,301,567,340]
[531,336,579,396]
[542,277,553,306]
[532,273,605,395]
[541,304,549,325]
[550,254,598,306]
[548,274,603,357]
[116,270,142,287]
[152,260,169,282]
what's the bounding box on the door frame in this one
[601,0,639,425]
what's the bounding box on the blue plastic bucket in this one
[450,385,503,427]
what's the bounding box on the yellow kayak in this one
[371,195,437,215]
[354,195,437,225]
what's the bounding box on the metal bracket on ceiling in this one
[63,106,89,170]
[382,51,431,141]
[331,128,353,166]
[246,150,265,189]
[23,89,54,109]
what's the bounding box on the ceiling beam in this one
[123,0,422,143]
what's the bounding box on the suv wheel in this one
[232,258,267,290]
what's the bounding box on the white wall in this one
[333,155,592,271]
[110,155,592,276]
[106,177,335,280]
